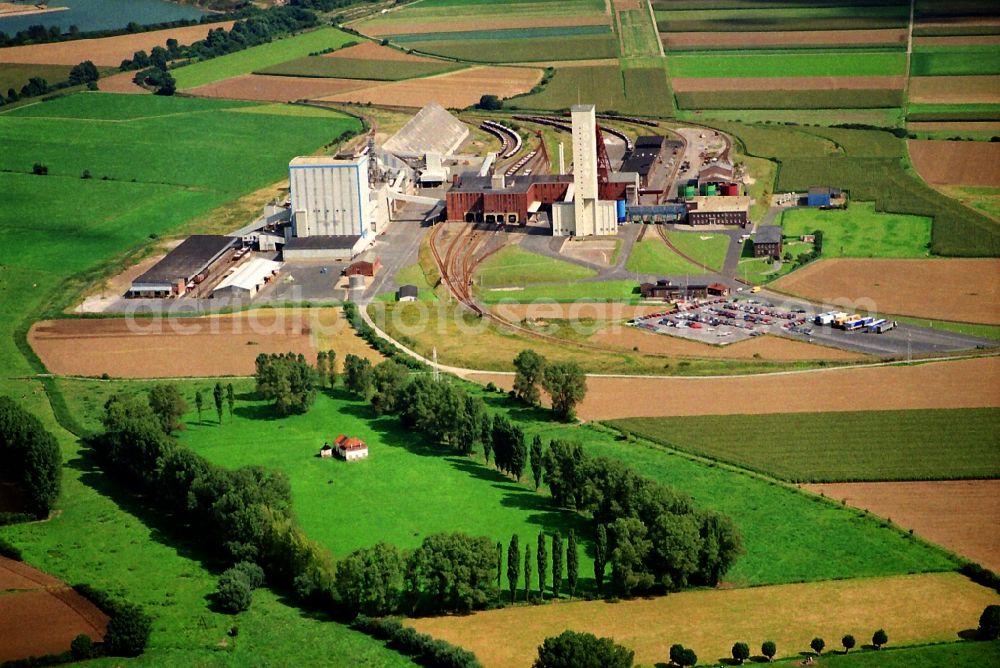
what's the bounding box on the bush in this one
[979,604,1000,640]
[104,603,153,656]
[70,634,94,660]
[534,630,634,668]
[216,572,253,613]
[32,163,49,175]
[351,615,482,667]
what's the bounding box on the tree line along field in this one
[712,121,1000,257]
[781,202,932,258]
[608,408,1000,483]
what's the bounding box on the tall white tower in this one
[571,104,598,236]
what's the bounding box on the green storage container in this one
[706,184,718,196]
[684,185,696,197]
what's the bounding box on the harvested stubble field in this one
[409,572,1000,668]
[186,73,373,101]
[909,139,1000,186]
[97,71,148,94]
[29,308,382,379]
[0,557,109,663]
[0,21,235,65]
[772,258,1000,324]
[663,28,907,50]
[320,66,542,108]
[671,75,904,91]
[257,55,461,81]
[909,76,1000,104]
[323,41,438,61]
[805,481,1000,573]
[470,357,1000,420]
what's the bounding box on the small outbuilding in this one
[807,186,841,207]
[319,443,334,458]
[335,435,368,461]
[345,256,381,278]
[398,284,418,302]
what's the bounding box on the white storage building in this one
[212,258,283,299]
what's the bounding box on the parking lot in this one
[631,297,813,345]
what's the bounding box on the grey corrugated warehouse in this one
[128,235,235,297]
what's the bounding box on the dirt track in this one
[0,22,235,65]
[470,356,1000,420]
[0,557,109,663]
[320,66,542,109]
[772,258,1000,325]
[672,75,904,91]
[908,140,1000,186]
[29,308,383,379]
[664,28,906,49]
[804,480,1000,573]
[410,572,999,668]
[185,74,374,101]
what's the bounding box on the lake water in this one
[0,0,207,35]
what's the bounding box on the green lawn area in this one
[669,50,906,78]
[394,262,439,301]
[816,641,1000,668]
[625,237,709,275]
[0,63,73,92]
[172,27,359,89]
[663,229,730,270]
[607,409,1000,482]
[357,0,605,32]
[781,202,932,258]
[477,280,640,303]
[474,245,597,288]
[491,406,958,587]
[256,55,463,80]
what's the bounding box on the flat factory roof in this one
[284,235,360,250]
[755,225,783,245]
[289,155,364,167]
[134,235,234,286]
[451,174,572,195]
[688,195,750,213]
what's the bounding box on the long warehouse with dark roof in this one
[128,235,235,298]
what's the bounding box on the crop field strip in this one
[185,73,377,102]
[608,408,1000,482]
[405,34,620,63]
[256,56,464,81]
[663,28,908,50]
[911,44,1000,76]
[654,4,910,33]
[668,49,906,78]
[508,65,671,116]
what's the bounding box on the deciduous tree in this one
[872,629,887,650]
[761,640,776,662]
[148,384,189,433]
[732,642,750,665]
[842,634,856,653]
[334,542,405,616]
[513,349,545,405]
[533,630,634,668]
[541,361,586,421]
[810,637,825,656]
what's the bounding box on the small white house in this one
[335,435,368,461]
[319,443,334,458]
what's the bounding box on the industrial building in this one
[686,196,750,227]
[446,173,572,224]
[620,135,677,188]
[282,234,366,261]
[752,225,784,258]
[551,104,619,236]
[382,101,469,158]
[640,279,729,300]
[128,235,235,298]
[290,154,372,238]
[212,258,282,299]
[807,186,841,207]
[697,162,740,196]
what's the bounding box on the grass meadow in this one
[474,246,597,288]
[663,229,730,270]
[608,408,1000,482]
[668,50,905,78]
[676,88,904,110]
[781,202,932,258]
[477,280,641,303]
[172,27,359,89]
[625,237,710,275]
[818,640,1000,667]
[257,56,462,80]
[407,34,619,63]
[0,63,73,92]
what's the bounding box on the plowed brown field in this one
[97,71,149,94]
[320,66,542,108]
[362,15,608,37]
[185,74,376,101]
[909,140,1000,186]
[0,22,235,65]
[409,572,1000,668]
[909,76,1000,104]
[469,356,1000,420]
[772,258,1000,324]
[29,308,382,379]
[671,75,904,91]
[804,480,1000,572]
[0,557,109,663]
[323,41,438,62]
[664,28,906,49]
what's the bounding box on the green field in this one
[669,50,906,78]
[618,9,661,59]
[0,63,73,93]
[685,108,905,127]
[474,245,597,288]
[392,25,610,43]
[512,419,957,586]
[608,409,1000,482]
[510,65,672,115]
[818,641,1000,668]
[656,5,908,32]
[781,202,932,258]
[257,55,462,80]
[626,237,710,275]
[676,89,904,110]
[477,280,640,303]
[663,229,730,270]
[712,121,1000,257]
[357,0,606,33]
[408,34,619,63]
[911,46,1000,76]
[622,67,673,115]
[172,27,359,89]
